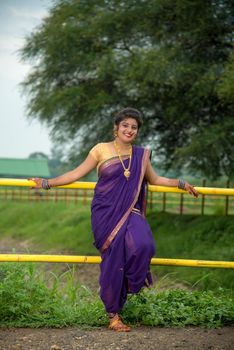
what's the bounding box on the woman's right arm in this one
[30,154,98,189]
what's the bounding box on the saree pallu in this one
[91,146,156,313]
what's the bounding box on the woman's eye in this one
[121,123,137,130]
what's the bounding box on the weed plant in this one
[0,263,233,328]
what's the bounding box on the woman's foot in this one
[108,314,131,332]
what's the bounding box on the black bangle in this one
[178,179,186,190]
[41,179,50,190]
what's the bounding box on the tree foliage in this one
[28,152,48,160]
[20,0,234,179]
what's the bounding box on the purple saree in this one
[91,146,156,314]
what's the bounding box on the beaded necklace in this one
[114,141,132,180]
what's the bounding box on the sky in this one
[0,0,54,159]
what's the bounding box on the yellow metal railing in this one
[0,178,234,195]
[0,178,233,269]
[0,254,233,268]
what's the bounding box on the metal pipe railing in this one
[0,178,233,269]
[0,254,233,268]
[0,178,234,195]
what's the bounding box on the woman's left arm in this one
[145,161,198,198]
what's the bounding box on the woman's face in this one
[116,118,138,143]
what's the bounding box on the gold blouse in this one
[89,142,130,170]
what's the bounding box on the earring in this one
[113,130,118,138]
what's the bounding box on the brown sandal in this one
[108,314,131,332]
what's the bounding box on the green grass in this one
[0,201,96,254]
[0,263,233,328]
[0,200,234,327]
[0,200,233,293]
[147,211,234,292]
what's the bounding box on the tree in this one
[28,152,48,160]
[20,0,234,179]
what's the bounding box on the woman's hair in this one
[114,107,143,129]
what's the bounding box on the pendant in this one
[124,170,130,179]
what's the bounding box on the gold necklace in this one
[114,141,132,180]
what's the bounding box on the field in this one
[0,200,233,349]
[0,200,233,291]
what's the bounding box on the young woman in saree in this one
[30,107,198,332]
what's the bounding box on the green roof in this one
[0,158,50,178]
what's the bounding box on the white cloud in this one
[0,34,25,52]
[0,44,30,81]
[9,6,48,21]
[0,0,53,158]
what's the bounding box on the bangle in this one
[41,179,51,190]
[178,179,186,190]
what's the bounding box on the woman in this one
[30,107,198,332]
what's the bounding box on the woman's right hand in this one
[28,177,43,189]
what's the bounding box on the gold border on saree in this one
[100,149,150,253]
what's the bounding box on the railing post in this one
[162,192,166,212]
[201,179,206,215]
[46,189,50,202]
[180,193,184,215]
[225,179,230,216]
[55,189,58,203]
[149,191,153,211]
[83,189,87,206]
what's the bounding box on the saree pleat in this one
[91,146,156,313]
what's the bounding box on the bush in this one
[0,263,233,328]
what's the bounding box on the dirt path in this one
[0,326,233,350]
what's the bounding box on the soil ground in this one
[0,238,233,350]
[0,326,233,350]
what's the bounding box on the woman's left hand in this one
[184,182,199,197]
